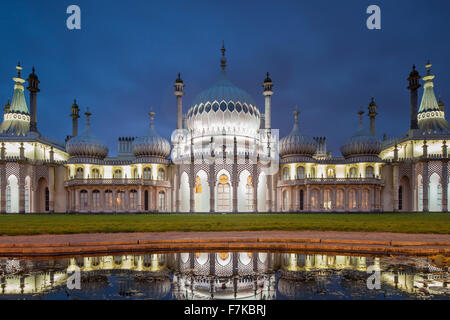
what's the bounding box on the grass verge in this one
[0,213,448,236]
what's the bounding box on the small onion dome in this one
[3,99,10,113]
[132,109,171,158]
[340,110,381,159]
[175,72,183,84]
[66,109,108,159]
[438,97,445,112]
[264,72,272,84]
[279,108,317,158]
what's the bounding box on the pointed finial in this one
[293,106,300,123]
[149,107,155,129]
[85,107,91,127]
[220,41,227,72]
[426,60,432,75]
[221,40,226,57]
[358,108,364,124]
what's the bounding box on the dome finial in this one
[220,41,227,72]
[426,60,432,76]
[149,107,155,129]
[293,106,300,124]
[358,108,364,125]
[85,107,91,128]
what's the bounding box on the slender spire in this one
[220,41,227,72]
[85,107,91,128]
[149,107,155,130]
[358,108,364,125]
[293,105,300,124]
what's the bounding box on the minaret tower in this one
[70,99,80,137]
[174,73,184,130]
[368,97,378,136]
[262,72,274,129]
[27,66,40,133]
[407,64,421,130]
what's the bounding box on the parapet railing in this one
[277,177,384,186]
[64,178,171,187]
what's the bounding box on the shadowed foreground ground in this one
[0,213,448,236]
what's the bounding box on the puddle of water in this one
[0,252,448,300]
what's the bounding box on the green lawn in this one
[0,213,448,236]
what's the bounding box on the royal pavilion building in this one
[0,46,449,213]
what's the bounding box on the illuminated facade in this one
[0,50,449,213]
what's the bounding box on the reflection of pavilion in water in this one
[0,253,448,298]
[172,252,276,300]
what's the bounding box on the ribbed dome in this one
[132,110,171,158]
[186,72,260,139]
[340,112,381,159]
[279,109,317,158]
[66,111,108,159]
[417,62,449,134]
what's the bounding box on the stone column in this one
[138,186,142,212]
[49,166,55,213]
[442,160,448,212]
[75,189,80,212]
[18,169,25,214]
[210,164,215,213]
[423,162,429,212]
[305,185,310,211]
[175,167,180,213]
[290,187,294,212]
[266,172,272,212]
[392,164,399,211]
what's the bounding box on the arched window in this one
[398,186,403,211]
[144,190,149,211]
[429,173,442,212]
[217,174,231,211]
[133,168,138,179]
[327,168,335,178]
[283,167,290,180]
[362,189,369,210]
[80,190,88,210]
[365,166,374,178]
[76,167,84,179]
[105,190,113,210]
[158,168,165,181]
[324,189,332,210]
[143,167,151,180]
[93,190,101,211]
[310,189,319,210]
[349,190,357,209]
[297,166,305,179]
[91,168,100,178]
[299,190,304,210]
[310,167,316,178]
[113,169,122,179]
[349,167,357,178]
[158,191,166,211]
[336,189,344,209]
[130,190,138,210]
[245,176,254,211]
[45,187,49,211]
[24,177,31,213]
[6,175,19,213]
[117,190,125,210]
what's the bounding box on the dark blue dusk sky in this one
[1,0,449,156]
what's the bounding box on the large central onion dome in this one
[340,110,381,160]
[186,44,261,138]
[132,109,171,159]
[279,108,317,159]
[66,109,109,160]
